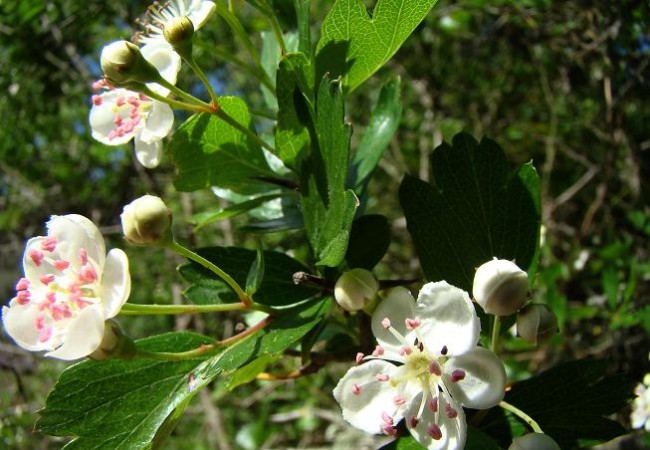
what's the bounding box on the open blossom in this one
[631,357,650,431]
[334,282,506,450]
[1,215,131,360]
[90,42,180,168]
[136,0,216,47]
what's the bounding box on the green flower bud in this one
[473,258,529,316]
[121,195,173,246]
[334,268,379,311]
[88,320,136,361]
[508,433,561,450]
[163,16,195,59]
[516,303,558,345]
[100,40,163,86]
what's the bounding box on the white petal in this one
[2,303,51,352]
[141,42,181,96]
[101,249,131,318]
[333,360,403,434]
[23,237,59,283]
[188,1,216,29]
[47,215,106,269]
[140,100,174,142]
[407,393,467,450]
[443,347,506,409]
[89,89,135,145]
[416,282,480,356]
[46,305,105,360]
[134,135,163,168]
[371,287,416,360]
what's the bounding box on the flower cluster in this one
[334,282,506,450]
[89,0,216,168]
[2,215,131,360]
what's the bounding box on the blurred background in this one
[0,0,648,448]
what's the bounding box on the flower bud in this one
[88,320,136,361]
[516,303,558,345]
[100,40,162,86]
[121,195,173,245]
[334,268,379,311]
[473,258,529,316]
[163,16,195,59]
[508,433,561,450]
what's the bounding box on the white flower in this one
[333,282,506,450]
[90,42,180,168]
[137,0,216,47]
[631,361,650,431]
[1,215,131,360]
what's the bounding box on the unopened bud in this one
[334,268,379,311]
[88,320,136,361]
[163,16,194,58]
[121,195,173,245]
[100,40,162,86]
[516,303,558,345]
[508,433,561,450]
[473,258,529,316]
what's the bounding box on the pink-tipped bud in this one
[473,258,529,316]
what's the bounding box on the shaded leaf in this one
[345,214,391,269]
[399,133,541,292]
[192,193,285,231]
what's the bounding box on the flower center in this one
[108,93,151,141]
[18,238,101,345]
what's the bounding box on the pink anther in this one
[429,361,442,375]
[54,260,70,271]
[372,345,385,357]
[451,369,466,382]
[15,277,30,291]
[41,236,58,252]
[428,397,439,412]
[116,96,126,107]
[40,274,55,285]
[51,304,72,321]
[355,352,365,364]
[405,318,421,330]
[351,384,362,395]
[393,395,406,405]
[29,249,44,267]
[381,411,393,425]
[376,373,390,382]
[79,265,98,283]
[409,416,419,428]
[16,290,31,305]
[79,248,88,265]
[399,345,413,356]
[445,403,458,418]
[381,317,391,329]
[38,324,53,343]
[427,423,442,440]
[92,95,103,105]
[381,424,397,436]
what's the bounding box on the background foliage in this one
[1,0,648,448]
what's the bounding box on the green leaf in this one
[345,214,391,269]
[481,358,635,449]
[294,0,311,56]
[275,52,314,169]
[300,76,358,267]
[379,426,502,450]
[218,298,330,371]
[245,242,265,296]
[170,98,275,194]
[399,133,541,292]
[37,332,220,449]
[179,246,319,306]
[350,77,403,193]
[316,0,439,91]
[225,354,280,391]
[192,193,285,231]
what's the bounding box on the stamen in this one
[445,403,458,418]
[428,396,439,413]
[355,352,364,364]
[29,249,44,266]
[427,423,442,440]
[351,384,362,395]
[429,361,442,376]
[381,317,391,328]
[376,373,390,382]
[54,260,70,271]
[40,274,55,285]
[79,248,88,265]
[16,278,30,291]
[372,345,385,357]
[381,411,393,425]
[440,345,448,355]
[393,395,406,405]
[409,416,419,428]
[450,369,466,382]
[92,95,103,106]
[41,236,57,252]
[16,290,31,305]
[405,318,421,330]
[79,265,98,283]
[381,424,397,436]
[399,345,413,356]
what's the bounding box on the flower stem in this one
[185,56,220,109]
[167,240,250,306]
[141,86,211,113]
[491,315,502,353]
[215,107,276,154]
[499,400,544,433]
[154,77,214,110]
[218,6,261,67]
[120,302,248,315]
